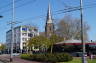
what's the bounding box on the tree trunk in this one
[50,45,53,53]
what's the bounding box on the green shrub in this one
[32,54,46,61]
[20,53,73,62]
[55,53,73,62]
[20,54,33,60]
[45,53,57,62]
[44,53,73,62]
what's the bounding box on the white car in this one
[12,53,20,56]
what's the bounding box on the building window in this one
[28,28,32,31]
[22,33,27,36]
[23,47,26,50]
[28,33,33,37]
[34,29,38,32]
[22,28,27,32]
[22,38,27,41]
[23,42,26,46]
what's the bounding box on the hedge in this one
[20,53,73,62]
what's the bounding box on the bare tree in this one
[56,15,89,41]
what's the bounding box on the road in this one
[0,61,3,63]
[0,54,43,63]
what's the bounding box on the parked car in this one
[12,53,20,56]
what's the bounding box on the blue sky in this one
[0,0,96,43]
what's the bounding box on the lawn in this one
[58,57,96,63]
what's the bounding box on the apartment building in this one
[6,25,39,53]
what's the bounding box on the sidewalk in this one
[0,54,47,63]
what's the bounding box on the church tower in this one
[45,3,54,37]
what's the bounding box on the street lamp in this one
[80,0,87,63]
[10,0,15,62]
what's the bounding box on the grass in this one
[57,57,96,63]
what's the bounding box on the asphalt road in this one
[0,61,3,63]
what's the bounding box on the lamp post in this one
[10,0,15,62]
[80,0,87,63]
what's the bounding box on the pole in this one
[80,0,87,63]
[10,0,15,62]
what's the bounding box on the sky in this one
[0,0,96,43]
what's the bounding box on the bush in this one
[44,53,73,62]
[44,53,57,62]
[55,53,73,62]
[20,54,33,60]
[32,54,46,61]
[20,53,73,62]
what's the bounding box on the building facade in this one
[0,43,2,47]
[6,25,39,53]
[45,3,54,37]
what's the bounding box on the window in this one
[34,29,38,32]
[23,42,26,45]
[28,28,32,31]
[22,28,27,32]
[22,33,27,36]
[28,33,33,37]
[22,38,27,41]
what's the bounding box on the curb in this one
[0,59,10,63]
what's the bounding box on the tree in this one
[27,36,51,53]
[0,44,6,53]
[49,34,64,53]
[56,15,89,40]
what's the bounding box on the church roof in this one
[46,3,53,23]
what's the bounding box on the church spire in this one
[45,3,54,37]
[46,3,53,23]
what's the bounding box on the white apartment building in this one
[0,43,2,47]
[6,25,39,53]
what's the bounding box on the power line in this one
[0,0,96,15]
[15,0,37,8]
[0,0,24,10]
[55,2,96,13]
[56,0,73,8]
[1,0,96,23]
[0,0,37,14]
[13,3,96,24]
[84,0,96,4]
[0,0,96,14]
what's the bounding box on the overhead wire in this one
[0,0,25,10]
[1,0,96,42]
[56,0,73,8]
[14,3,96,24]
[0,0,96,13]
[1,0,96,23]
[0,0,96,14]
[0,0,37,14]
